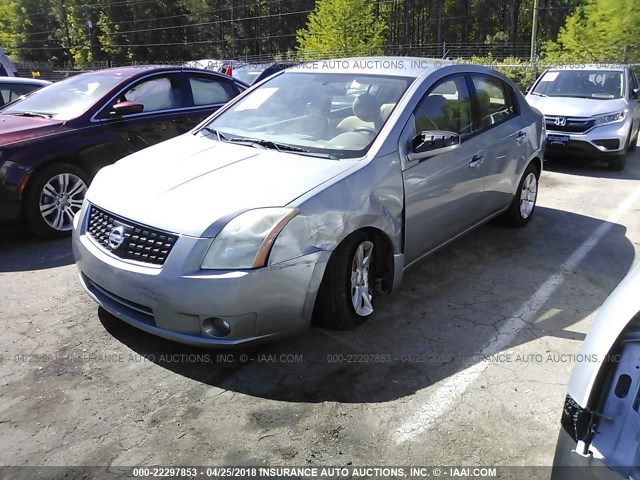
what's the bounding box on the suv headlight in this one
[201,208,299,270]
[594,109,626,126]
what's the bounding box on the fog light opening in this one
[202,317,231,338]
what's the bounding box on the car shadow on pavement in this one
[543,147,640,180]
[99,205,637,404]
[0,227,74,272]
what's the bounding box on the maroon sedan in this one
[0,67,247,237]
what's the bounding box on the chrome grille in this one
[545,116,595,133]
[87,205,178,266]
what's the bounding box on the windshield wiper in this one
[529,91,548,97]
[228,137,285,151]
[200,127,229,142]
[228,136,339,159]
[5,111,53,119]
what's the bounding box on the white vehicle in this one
[0,48,18,77]
[526,65,640,171]
[553,264,640,479]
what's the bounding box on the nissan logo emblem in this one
[107,225,126,250]
[554,117,567,127]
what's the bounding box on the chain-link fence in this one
[12,44,640,92]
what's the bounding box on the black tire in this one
[628,127,637,152]
[608,129,632,171]
[501,163,539,228]
[314,231,376,330]
[608,153,627,172]
[24,163,90,238]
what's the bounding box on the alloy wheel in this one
[350,240,374,316]
[39,173,87,231]
[519,172,537,219]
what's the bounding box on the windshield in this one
[203,72,413,159]
[2,73,124,120]
[532,70,624,99]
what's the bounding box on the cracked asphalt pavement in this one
[1,151,639,476]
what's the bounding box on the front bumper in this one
[73,208,330,348]
[545,119,631,159]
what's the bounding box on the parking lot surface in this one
[1,151,640,474]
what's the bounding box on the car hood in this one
[568,263,640,407]
[525,96,628,118]
[86,133,357,237]
[0,114,66,145]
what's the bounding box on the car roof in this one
[286,56,454,78]
[58,66,244,82]
[546,64,627,72]
[0,77,51,85]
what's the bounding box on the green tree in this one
[297,0,387,59]
[544,0,640,63]
[0,0,18,55]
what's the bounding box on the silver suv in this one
[0,48,18,77]
[526,65,640,171]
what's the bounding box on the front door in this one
[401,74,488,266]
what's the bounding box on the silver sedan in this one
[72,57,545,347]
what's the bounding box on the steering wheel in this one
[354,126,377,135]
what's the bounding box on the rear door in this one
[401,74,489,266]
[470,73,530,214]
[184,72,241,126]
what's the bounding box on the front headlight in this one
[201,208,299,270]
[593,109,626,126]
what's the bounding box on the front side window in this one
[472,75,517,129]
[630,70,639,95]
[203,72,413,159]
[413,76,474,139]
[121,75,182,113]
[532,70,624,100]
[2,73,123,120]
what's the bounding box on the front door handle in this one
[469,154,485,168]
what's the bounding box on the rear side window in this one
[471,75,517,130]
[188,74,235,106]
[0,64,7,77]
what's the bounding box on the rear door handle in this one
[469,154,485,168]
[516,131,527,143]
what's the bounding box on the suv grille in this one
[87,205,178,266]
[545,116,595,133]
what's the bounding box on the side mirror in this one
[409,130,460,160]
[632,88,640,99]
[109,101,144,116]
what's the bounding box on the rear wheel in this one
[501,163,539,227]
[24,163,89,238]
[314,231,376,330]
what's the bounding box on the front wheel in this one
[314,232,376,330]
[608,131,631,171]
[24,163,89,238]
[501,163,539,227]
